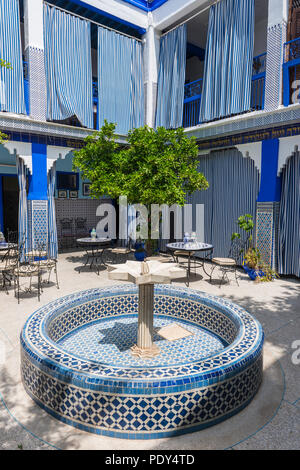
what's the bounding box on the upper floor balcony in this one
[283,36,300,107]
[183,53,267,129]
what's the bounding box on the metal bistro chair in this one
[14,241,46,303]
[0,246,19,294]
[7,229,19,244]
[210,237,246,287]
[75,218,88,239]
[107,238,134,264]
[59,218,74,251]
[36,240,59,290]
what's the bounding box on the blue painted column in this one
[256,139,282,269]
[27,143,48,249]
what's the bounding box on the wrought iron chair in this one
[210,238,246,287]
[36,240,59,290]
[75,217,88,239]
[14,241,46,303]
[59,218,74,251]
[107,238,134,264]
[0,246,19,294]
[7,230,19,244]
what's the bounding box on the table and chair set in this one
[0,230,59,303]
[0,226,247,301]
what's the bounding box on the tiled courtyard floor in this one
[0,251,299,450]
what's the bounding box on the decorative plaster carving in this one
[278,135,299,175]
[199,142,262,173]
[3,141,32,173]
[47,146,72,172]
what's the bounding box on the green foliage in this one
[0,131,8,144]
[231,214,254,245]
[232,214,279,282]
[73,121,209,207]
[0,59,11,143]
[0,58,12,69]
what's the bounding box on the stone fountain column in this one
[107,259,186,359]
[131,284,160,358]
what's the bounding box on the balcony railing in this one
[251,53,266,111]
[23,59,30,115]
[284,37,300,63]
[283,37,300,106]
[183,53,267,128]
[183,78,202,128]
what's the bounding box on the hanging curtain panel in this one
[199,0,255,123]
[98,27,144,135]
[278,152,300,277]
[48,163,58,259]
[187,149,259,258]
[44,5,93,128]
[155,25,187,129]
[0,0,26,114]
[16,157,28,261]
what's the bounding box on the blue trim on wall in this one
[258,139,282,203]
[121,0,168,11]
[28,143,48,201]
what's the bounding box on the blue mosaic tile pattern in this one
[21,285,264,439]
[58,316,226,368]
[256,202,279,268]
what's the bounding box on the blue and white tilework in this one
[27,200,48,250]
[21,285,264,439]
[256,202,280,268]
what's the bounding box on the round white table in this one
[76,237,111,275]
[166,242,213,286]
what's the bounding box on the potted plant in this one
[134,239,146,262]
[232,214,278,282]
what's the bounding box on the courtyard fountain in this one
[21,259,264,439]
[107,260,187,358]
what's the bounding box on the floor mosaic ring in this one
[21,285,264,439]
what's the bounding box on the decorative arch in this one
[47,146,72,173]
[278,135,299,175]
[199,141,262,174]
[3,141,32,174]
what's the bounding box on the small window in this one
[56,172,79,191]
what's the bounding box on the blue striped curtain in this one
[199,0,255,123]
[98,27,144,135]
[187,149,259,258]
[48,163,58,259]
[155,25,187,129]
[278,152,300,277]
[0,0,26,114]
[16,157,28,260]
[44,5,93,128]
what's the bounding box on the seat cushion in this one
[26,251,47,258]
[174,250,195,257]
[110,248,131,254]
[212,257,236,266]
[14,265,40,276]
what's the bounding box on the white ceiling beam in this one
[152,0,214,32]
[76,0,148,30]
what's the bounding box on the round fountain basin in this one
[21,285,264,439]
